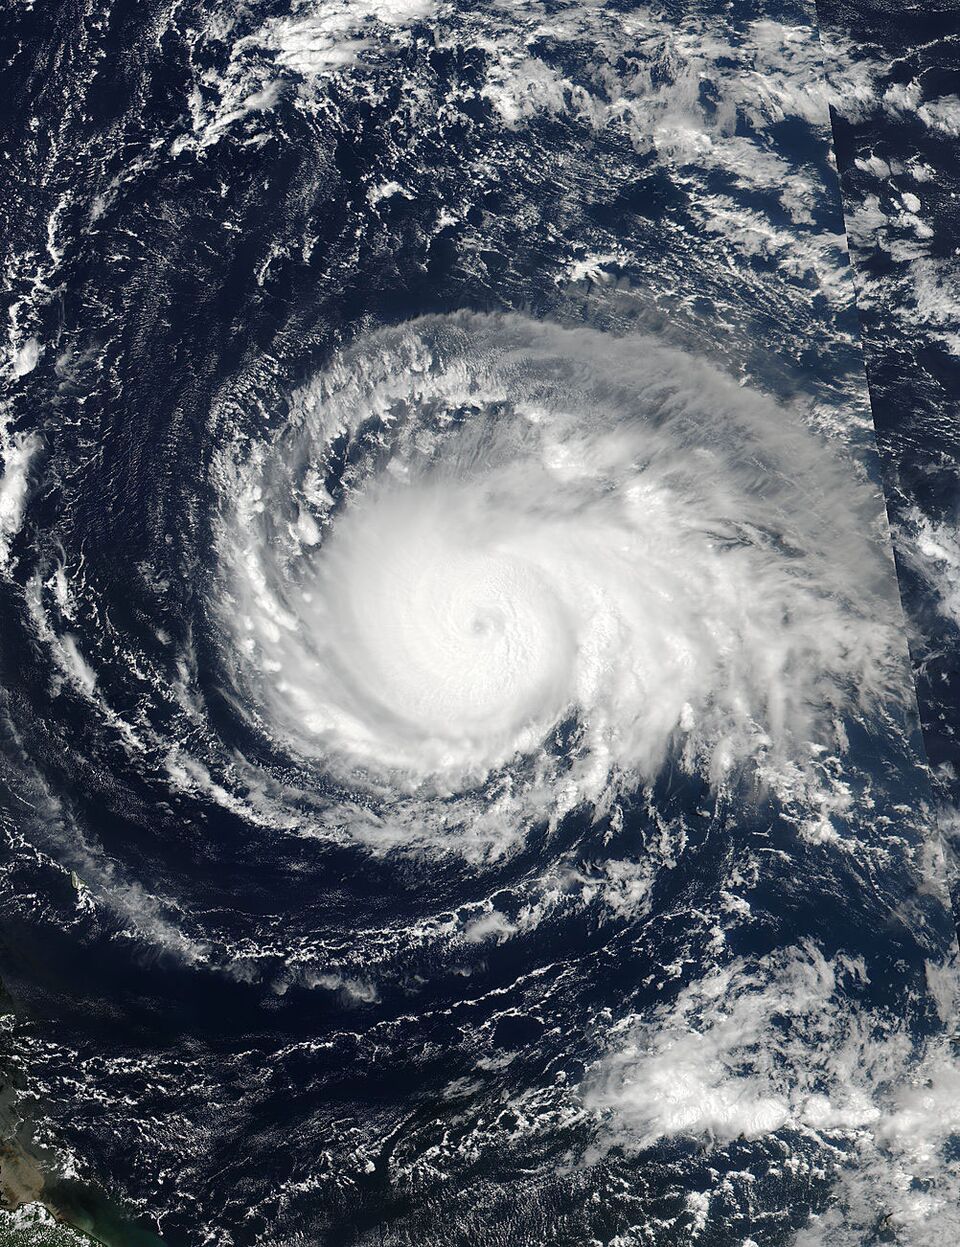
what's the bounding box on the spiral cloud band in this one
[211,314,902,847]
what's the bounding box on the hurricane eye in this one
[471,607,503,635]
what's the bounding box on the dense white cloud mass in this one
[585,945,960,1247]
[210,313,904,847]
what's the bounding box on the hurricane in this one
[5,0,960,1240]
[208,313,900,851]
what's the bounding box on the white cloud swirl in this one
[210,313,904,847]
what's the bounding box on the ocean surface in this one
[2,2,959,1245]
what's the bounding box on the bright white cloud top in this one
[211,313,904,848]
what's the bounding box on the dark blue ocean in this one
[1,1,959,1244]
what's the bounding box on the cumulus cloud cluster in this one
[585,944,960,1246]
